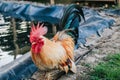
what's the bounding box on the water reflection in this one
[0,14,31,51]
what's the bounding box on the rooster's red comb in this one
[30,23,48,36]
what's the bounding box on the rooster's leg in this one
[44,71,53,80]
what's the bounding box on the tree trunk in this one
[118,0,120,6]
[11,18,19,60]
[52,24,57,34]
[50,0,55,5]
[50,0,56,34]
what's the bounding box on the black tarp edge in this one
[0,52,37,80]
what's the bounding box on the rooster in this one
[29,4,85,79]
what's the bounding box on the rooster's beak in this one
[32,42,36,45]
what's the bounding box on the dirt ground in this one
[30,12,120,80]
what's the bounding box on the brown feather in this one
[30,24,76,73]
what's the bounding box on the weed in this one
[89,53,120,80]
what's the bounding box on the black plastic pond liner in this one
[0,2,64,24]
[0,52,37,80]
[77,8,115,46]
[104,9,120,16]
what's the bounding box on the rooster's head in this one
[30,23,48,54]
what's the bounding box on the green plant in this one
[89,53,120,80]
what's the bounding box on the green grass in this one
[89,53,120,80]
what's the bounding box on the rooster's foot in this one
[44,72,53,80]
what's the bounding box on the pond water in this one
[0,14,30,67]
[0,49,22,67]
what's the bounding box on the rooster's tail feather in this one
[60,4,85,30]
[70,59,77,73]
[59,4,85,45]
